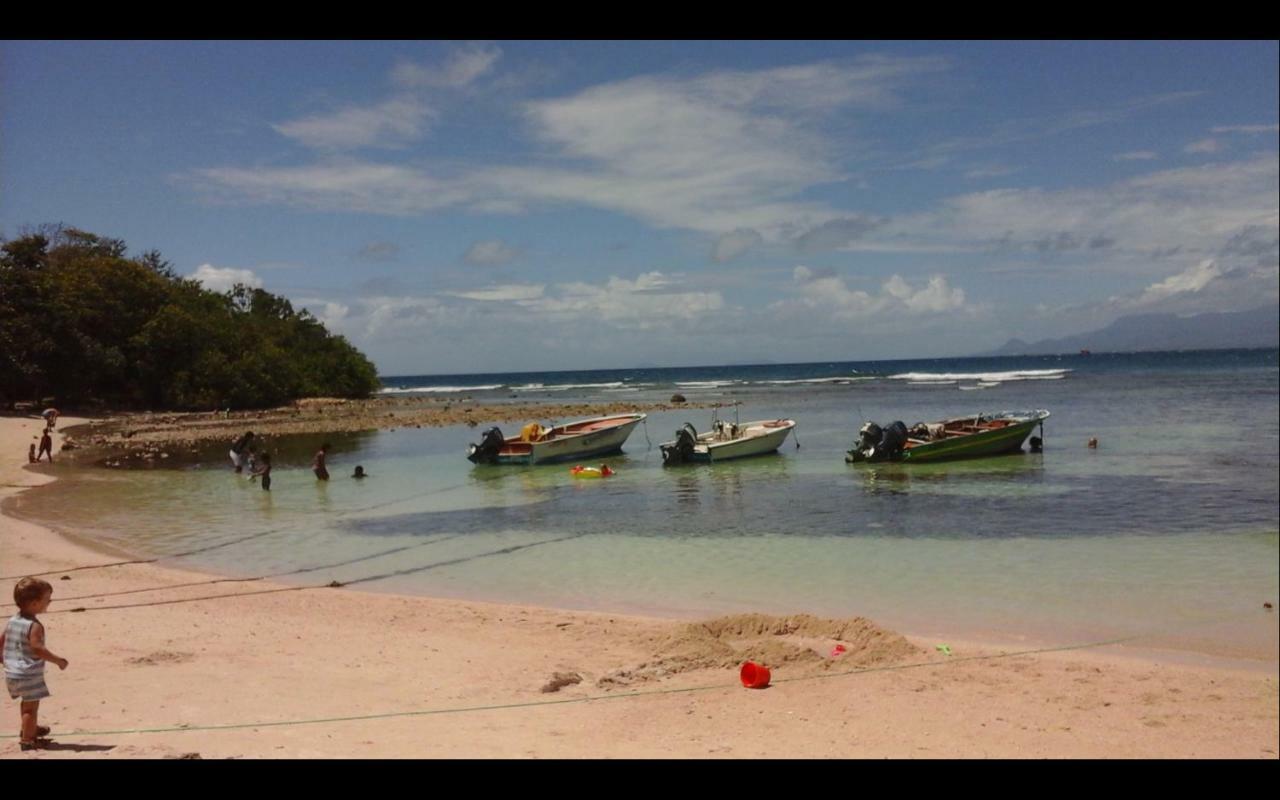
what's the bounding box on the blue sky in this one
[2,40,1276,374]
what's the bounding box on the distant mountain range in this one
[985,305,1279,356]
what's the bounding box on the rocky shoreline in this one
[55,395,707,466]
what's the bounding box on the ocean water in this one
[11,349,1279,661]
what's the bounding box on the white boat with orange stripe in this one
[466,413,647,465]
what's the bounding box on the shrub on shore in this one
[0,224,379,410]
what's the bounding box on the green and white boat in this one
[845,409,1050,464]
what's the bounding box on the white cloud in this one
[468,199,527,214]
[793,216,883,252]
[778,267,969,320]
[713,229,763,262]
[507,78,834,233]
[1112,150,1158,161]
[391,44,501,90]
[190,264,262,293]
[1210,124,1280,134]
[272,97,433,151]
[964,164,1018,179]
[1184,138,1222,154]
[1132,259,1224,305]
[903,92,1202,170]
[444,283,545,302]
[186,162,471,216]
[270,46,501,152]
[319,271,730,353]
[192,56,947,240]
[361,295,454,338]
[886,274,968,313]
[296,297,351,329]
[1055,256,1278,325]
[501,56,948,235]
[464,239,522,266]
[357,241,399,261]
[319,302,349,325]
[520,272,724,327]
[902,154,1279,264]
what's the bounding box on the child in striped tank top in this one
[2,577,68,751]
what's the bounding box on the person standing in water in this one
[229,431,255,473]
[250,453,272,491]
[36,429,53,463]
[313,443,330,481]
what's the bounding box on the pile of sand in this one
[598,613,920,687]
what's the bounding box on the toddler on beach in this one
[2,578,69,751]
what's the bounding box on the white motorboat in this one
[467,413,647,465]
[660,405,795,464]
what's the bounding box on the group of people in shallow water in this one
[228,432,367,491]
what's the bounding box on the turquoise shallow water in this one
[11,350,1279,660]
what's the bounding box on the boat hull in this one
[846,411,1048,464]
[899,417,1039,462]
[485,415,646,465]
[665,419,795,463]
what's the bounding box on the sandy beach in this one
[1,415,1276,759]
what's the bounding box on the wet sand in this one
[1,415,1276,759]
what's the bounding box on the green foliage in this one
[0,225,380,409]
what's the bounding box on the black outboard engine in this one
[852,420,907,462]
[857,422,883,453]
[467,427,505,464]
[878,421,908,459]
[660,423,699,465]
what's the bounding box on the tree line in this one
[0,224,380,410]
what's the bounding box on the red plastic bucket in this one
[740,661,771,689]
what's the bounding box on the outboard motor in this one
[661,423,699,465]
[878,421,908,459]
[467,426,505,464]
[852,420,907,462]
[857,422,882,452]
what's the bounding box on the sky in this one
[2,40,1277,375]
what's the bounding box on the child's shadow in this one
[39,741,116,752]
